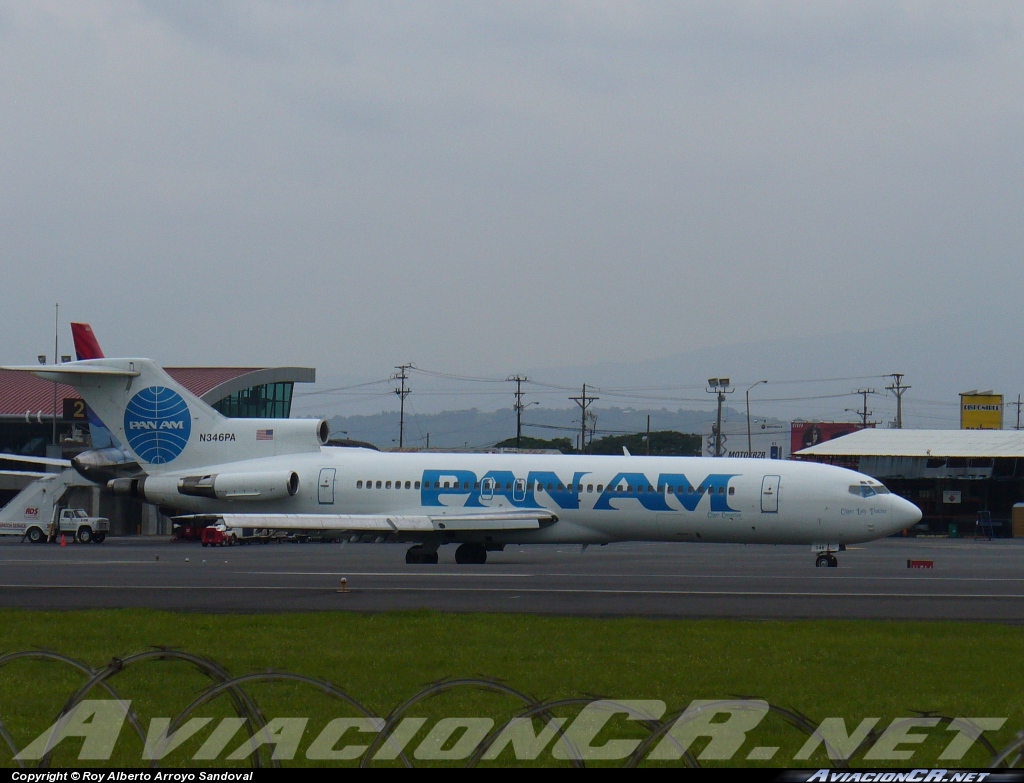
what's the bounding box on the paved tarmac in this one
[0,536,1022,620]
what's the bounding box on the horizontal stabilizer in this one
[2,364,140,378]
[180,510,556,533]
[0,454,72,468]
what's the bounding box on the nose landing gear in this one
[815,553,838,568]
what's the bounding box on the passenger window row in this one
[354,479,735,496]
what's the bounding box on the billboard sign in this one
[790,421,873,455]
[960,393,1003,430]
[704,427,789,459]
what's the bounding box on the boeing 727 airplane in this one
[4,357,922,566]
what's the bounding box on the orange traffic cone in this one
[60,533,66,548]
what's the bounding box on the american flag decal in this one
[256,429,274,441]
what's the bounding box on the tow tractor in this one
[200,523,238,547]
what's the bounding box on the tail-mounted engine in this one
[109,470,300,504]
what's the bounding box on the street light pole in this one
[51,303,59,447]
[706,378,735,457]
[746,380,768,457]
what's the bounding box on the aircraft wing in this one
[179,510,557,533]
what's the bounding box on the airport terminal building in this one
[0,365,314,534]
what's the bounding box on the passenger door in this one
[761,475,780,513]
[318,468,336,505]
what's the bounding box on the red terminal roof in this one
[0,367,266,418]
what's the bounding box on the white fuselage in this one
[144,449,921,546]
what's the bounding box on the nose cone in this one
[890,495,923,533]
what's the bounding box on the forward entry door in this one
[319,468,336,505]
[761,475,780,513]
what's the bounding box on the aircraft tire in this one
[26,527,44,544]
[456,543,487,565]
[828,555,838,568]
[815,554,829,568]
[406,546,438,565]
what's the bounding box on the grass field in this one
[1,610,1021,767]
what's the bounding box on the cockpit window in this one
[848,483,891,497]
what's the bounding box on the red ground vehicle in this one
[200,523,237,547]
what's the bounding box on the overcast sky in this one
[2,2,1022,425]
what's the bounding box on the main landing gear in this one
[455,543,487,565]
[406,545,438,565]
[815,553,838,568]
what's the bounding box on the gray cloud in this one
[1,1,1021,413]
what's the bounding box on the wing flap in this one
[191,510,555,533]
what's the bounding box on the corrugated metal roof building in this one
[796,429,1024,537]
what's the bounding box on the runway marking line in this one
[2,584,1024,599]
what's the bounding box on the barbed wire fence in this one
[0,648,1016,768]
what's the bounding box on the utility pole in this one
[706,378,734,457]
[854,388,875,427]
[1013,395,1022,430]
[570,384,598,454]
[885,373,910,429]
[646,414,651,456]
[392,364,412,449]
[508,375,530,449]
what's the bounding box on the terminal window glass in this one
[213,382,294,419]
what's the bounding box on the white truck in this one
[0,468,110,543]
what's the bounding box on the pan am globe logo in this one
[123,386,191,464]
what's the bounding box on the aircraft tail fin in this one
[3,358,328,473]
[70,322,116,448]
[71,323,105,360]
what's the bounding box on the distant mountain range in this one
[327,405,775,451]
